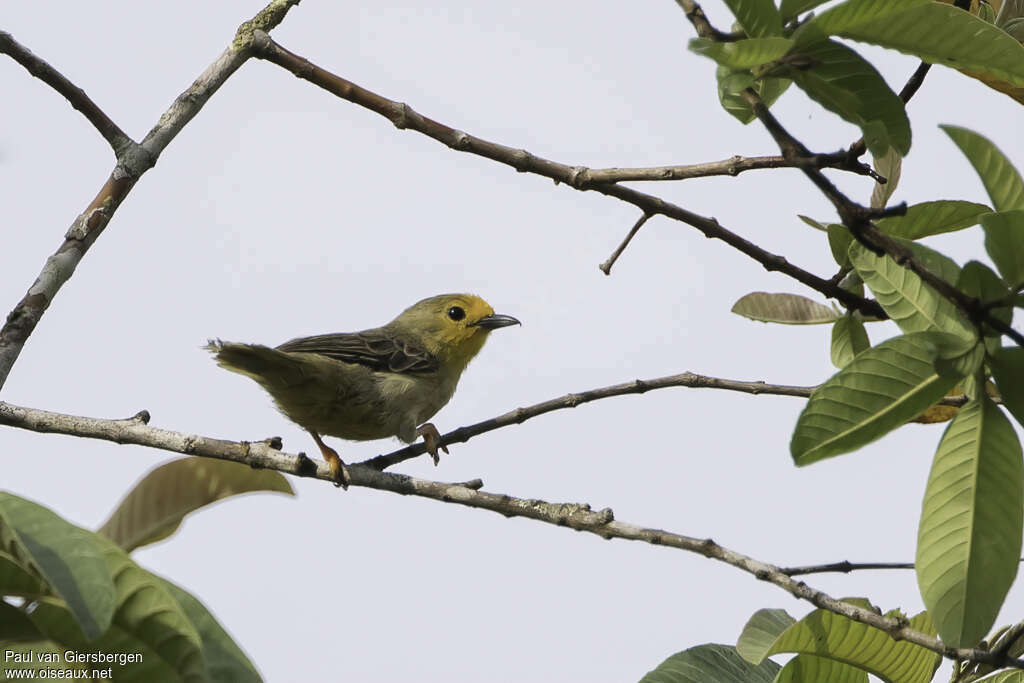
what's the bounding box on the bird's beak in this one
[473,313,521,330]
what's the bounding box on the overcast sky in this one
[3,2,1024,681]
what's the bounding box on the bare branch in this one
[1,397,1018,670]
[0,31,132,154]
[249,32,887,321]
[0,0,302,391]
[581,153,881,185]
[781,561,914,576]
[599,212,651,275]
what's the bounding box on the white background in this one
[3,1,1023,681]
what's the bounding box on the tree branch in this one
[599,212,651,275]
[249,31,887,321]
[0,0,302,391]
[1,397,1019,670]
[0,31,133,154]
[781,561,914,576]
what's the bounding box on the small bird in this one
[207,293,519,488]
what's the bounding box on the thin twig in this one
[600,213,651,275]
[0,398,1020,671]
[781,561,914,576]
[250,32,887,321]
[581,153,880,185]
[0,31,132,154]
[0,0,302,391]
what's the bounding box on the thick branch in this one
[250,32,886,321]
[0,0,302,391]
[0,31,132,154]
[1,398,1019,670]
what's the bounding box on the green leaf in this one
[870,148,902,210]
[976,671,1024,683]
[29,535,208,682]
[0,550,48,597]
[99,457,294,553]
[690,37,795,69]
[990,347,1024,428]
[900,239,962,286]
[830,313,871,368]
[808,0,1024,89]
[958,260,1012,335]
[791,332,963,466]
[158,575,262,683]
[723,0,784,36]
[827,224,853,267]
[0,641,83,677]
[849,242,972,337]
[0,600,43,642]
[917,397,1023,648]
[731,292,839,324]
[0,493,116,641]
[758,598,941,683]
[981,210,1024,287]
[639,643,780,683]
[715,66,791,124]
[736,608,796,663]
[798,215,827,231]
[773,655,867,683]
[784,39,910,157]
[780,0,831,22]
[876,200,992,239]
[942,126,1024,212]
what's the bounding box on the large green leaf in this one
[0,641,83,678]
[773,655,867,683]
[784,39,910,157]
[849,242,973,337]
[980,210,1024,288]
[690,37,794,69]
[639,643,780,683]
[723,0,783,36]
[29,535,207,682]
[780,0,831,22]
[808,0,1024,89]
[0,493,115,641]
[0,599,42,641]
[99,457,294,553]
[942,126,1024,212]
[898,239,961,286]
[0,550,48,597]
[827,224,853,267]
[791,332,963,465]
[747,598,940,683]
[990,347,1024,429]
[731,292,839,324]
[876,200,992,239]
[976,671,1024,682]
[830,313,870,368]
[917,397,1024,648]
[715,66,791,123]
[736,608,797,663]
[158,575,262,683]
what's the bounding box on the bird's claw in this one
[416,423,449,466]
[309,430,350,490]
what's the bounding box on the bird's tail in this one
[205,340,303,386]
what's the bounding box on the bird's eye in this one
[447,306,466,321]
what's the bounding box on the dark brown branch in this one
[250,32,887,321]
[673,0,743,41]
[0,0,302,391]
[600,213,651,275]
[1,397,1019,671]
[741,89,1024,347]
[0,31,132,154]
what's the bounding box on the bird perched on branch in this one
[207,293,520,489]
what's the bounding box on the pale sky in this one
[3,2,1023,681]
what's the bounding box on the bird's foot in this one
[416,423,449,466]
[309,430,350,489]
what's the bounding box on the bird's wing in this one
[276,330,439,374]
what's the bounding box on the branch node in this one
[392,102,411,130]
[129,410,150,424]
[265,435,283,450]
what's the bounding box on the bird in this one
[206,293,520,489]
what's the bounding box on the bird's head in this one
[391,293,520,371]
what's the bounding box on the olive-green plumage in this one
[207,293,519,487]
